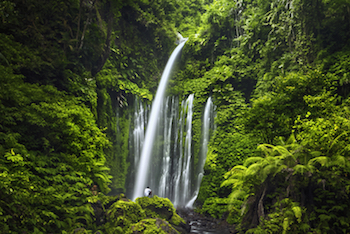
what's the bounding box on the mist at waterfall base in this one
[126,40,215,207]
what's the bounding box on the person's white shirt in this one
[144,187,152,197]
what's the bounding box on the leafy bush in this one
[126,218,179,234]
[0,65,111,233]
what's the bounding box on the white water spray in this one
[132,40,187,200]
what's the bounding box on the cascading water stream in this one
[174,94,194,207]
[132,98,148,169]
[127,94,216,207]
[185,97,215,208]
[132,40,187,201]
[158,97,177,198]
[126,36,216,207]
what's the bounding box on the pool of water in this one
[189,220,231,234]
[177,208,235,234]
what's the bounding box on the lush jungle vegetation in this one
[1,0,350,233]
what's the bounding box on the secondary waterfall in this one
[132,40,187,201]
[131,98,148,170]
[185,96,215,208]
[173,94,194,206]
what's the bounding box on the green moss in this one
[135,196,185,226]
[126,218,179,234]
[105,199,146,232]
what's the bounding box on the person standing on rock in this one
[144,186,152,197]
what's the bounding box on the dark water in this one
[189,220,231,234]
[177,208,234,234]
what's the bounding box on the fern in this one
[244,157,264,167]
[308,156,329,167]
[293,164,309,175]
[245,163,263,177]
[220,178,237,187]
[292,206,302,223]
[228,189,248,201]
[282,217,289,234]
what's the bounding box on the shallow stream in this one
[177,208,235,234]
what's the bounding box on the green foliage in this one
[197,93,259,205]
[223,120,350,232]
[126,218,180,234]
[96,63,153,101]
[0,65,111,232]
[2,0,350,232]
[199,197,230,219]
[246,199,308,234]
[246,70,337,144]
[177,0,350,232]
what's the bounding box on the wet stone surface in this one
[177,208,236,234]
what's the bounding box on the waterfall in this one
[174,94,194,207]
[127,95,216,207]
[132,98,148,169]
[158,96,177,198]
[126,34,215,207]
[132,40,187,201]
[185,96,215,208]
[199,97,215,182]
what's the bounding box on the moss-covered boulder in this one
[135,196,190,233]
[101,196,189,233]
[135,196,185,226]
[127,218,180,234]
[105,199,146,233]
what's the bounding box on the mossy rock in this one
[105,199,146,232]
[135,196,185,226]
[126,218,180,234]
